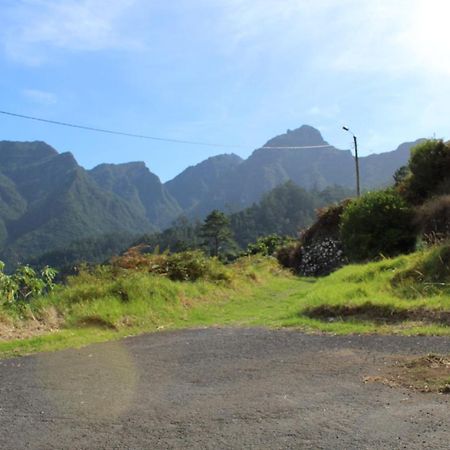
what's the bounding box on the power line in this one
[0,109,345,151]
[0,110,242,149]
[261,144,336,149]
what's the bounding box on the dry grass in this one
[365,354,450,394]
[0,306,62,341]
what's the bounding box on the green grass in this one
[1,245,449,359]
[296,244,450,335]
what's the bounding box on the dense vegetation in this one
[0,126,418,268]
[0,137,449,358]
[278,139,450,275]
[340,190,416,261]
[0,242,449,359]
[0,142,157,268]
[0,262,57,303]
[166,126,421,216]
[131,181,351,264]
[28,232,140,275]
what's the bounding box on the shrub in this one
[246,234,293,256]
[393,165,410,187]
[301,200,351,245]
[110,245,157,270]
[399,140,450,203]
[164,251,229,281]
[415,195,450,244]
[0,262,57,304]
[340,190,417,262]
[276,243,301,270]
[277,201,350,276]
[112,247,229,282]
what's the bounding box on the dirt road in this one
[0,328,449,449]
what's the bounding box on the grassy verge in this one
[295,244,450,335]
[0,257,309,358]
[0,245,449,358]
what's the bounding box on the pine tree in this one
[200,210,234,257]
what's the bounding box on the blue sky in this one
[1,0,449,181]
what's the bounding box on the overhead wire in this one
[261,145,335,149]
[0,109,341,150]
[0,110,242,149]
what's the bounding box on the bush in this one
[276,243,301,270]
[245,234,293,256]
[164,251,229,281]
[301,200,351,245]
[399,140,450,203]
[277,201,350,276]
[112,247,230,282]
[340,190,417,262]
[415,195,450,245]
[0,262,57,304]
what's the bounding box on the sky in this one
[1,0,449,181]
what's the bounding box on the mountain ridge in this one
[0,125,424,265]
[165,126,423,216]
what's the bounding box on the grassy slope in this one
[0,245,449,358]
[295,244,450,335]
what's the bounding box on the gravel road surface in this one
[0,328,449,449]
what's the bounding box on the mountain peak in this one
[263,125,328,148]
[93,161,146,170]
[0,140,59,171]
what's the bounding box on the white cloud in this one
[2,0,143,64]
[319,0,450,76]
[215,0,450,76]
[6,0,450,76]
[22,88,57,105]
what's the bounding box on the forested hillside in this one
[166,125,423,215]
[90,162,181,229]
[0,125,421,267]
[0,142,155,267]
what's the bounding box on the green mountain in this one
[165,154,243,217]
[90,162,181,229]
[0,126,424,267]
[0,141,155,266]
[135,181,354,259]
[166,125,422,216]
[230,181,354,248]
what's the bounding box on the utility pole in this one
[343,126,361,197]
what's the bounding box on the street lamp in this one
[342,126,360,197]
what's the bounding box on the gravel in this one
[0,328,449,449]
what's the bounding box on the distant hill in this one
[165,153,243,217]
[0,126,424,266]
[0,142,156,266]
[165,125,423,216]
[122,181,355,264]
[90,162,181,229]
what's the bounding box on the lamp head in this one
[342,126,349,131]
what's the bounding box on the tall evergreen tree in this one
[200,210,234,257]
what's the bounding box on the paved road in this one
[0,328,449,449]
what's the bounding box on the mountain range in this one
[166,126,422,216]
[0,125,422,266]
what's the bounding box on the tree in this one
[400,140,450,203]
[200,210,234,257]
[340,190,416,261]
[393,165,410,187]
